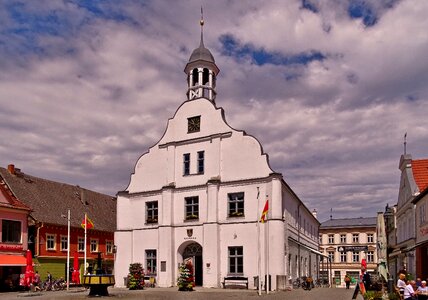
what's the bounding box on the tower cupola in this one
[184,11,219,102]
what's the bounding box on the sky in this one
[0,0,427,223]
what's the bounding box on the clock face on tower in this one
[187,116,201,133]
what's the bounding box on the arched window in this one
[192,68,199,86]
[202,68,209,85]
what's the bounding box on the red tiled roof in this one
[412,159,428,192]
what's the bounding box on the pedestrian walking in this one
[344,274,351,289]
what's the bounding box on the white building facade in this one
[114,23,320,290]
[319,217,378,288]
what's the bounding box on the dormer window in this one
[188,116,200,133]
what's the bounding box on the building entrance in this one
[183,243,203,286]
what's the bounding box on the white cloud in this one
[0,0,427,221]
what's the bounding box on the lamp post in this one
[62,209,71,290]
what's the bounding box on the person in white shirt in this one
[417,280,428,300]
[403,280,416,300]
[397,273,406,298]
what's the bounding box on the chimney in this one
[312,209,318,219]
[7,164,15,175]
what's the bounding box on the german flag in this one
[260,200,268,223]
[81,214,94,230]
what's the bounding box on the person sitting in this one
[417,280,428,300]
[403,280,416,300]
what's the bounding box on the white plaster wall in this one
[126,98,273,194]
[114,231,132,287]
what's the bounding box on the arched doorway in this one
[182,243,203,286]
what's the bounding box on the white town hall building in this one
[114,20,321,291]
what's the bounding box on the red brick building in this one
[0,165,116,283]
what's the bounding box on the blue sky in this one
[0,0,427,222]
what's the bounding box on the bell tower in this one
[184,10,220,102]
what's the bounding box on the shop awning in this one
[0,254,27,266]
[389,249,401,258]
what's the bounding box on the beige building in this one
[319,217,377,287]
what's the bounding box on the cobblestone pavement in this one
[0,287,364,300]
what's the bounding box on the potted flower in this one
[127,263,144,290]
[177,260,194,291]
[186,214,198,220]
[230,211,244,217]
[147,218,158,224]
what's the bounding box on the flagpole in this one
[256,187,262,296]
[84,213,87,274]
[266,197,270,295]
[66,209,70,290]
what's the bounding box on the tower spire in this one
[404,132,407,155]
[184,8,219,102]
[200,6,204,47]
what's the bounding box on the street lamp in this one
[61,209,70,290]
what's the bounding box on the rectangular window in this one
[340,252,347,263]
[367,251,374,262]
[328,251,334,262]
[367,233,374,243]
[46,234,56,250]
[328,234,334,244]
[146,250,157,275]
[420,204,427,225]
[61,235,68,251]
[352,233,359,243]
[185,196,199,220]
[183,153,190,175]
[228,246,243,275]
[197,151,204,174]
[146,201,159,224]
[335,270,341,283]
[106,241,113,254]
[90,239,99,252]
[78,237,85,252]
[340,234,346,243]
[352,251,360,262]
[1,220,21,243]
[228,192,244,217]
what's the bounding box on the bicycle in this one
[292,278,301,289]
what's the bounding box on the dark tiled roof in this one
[320,217,377,229]
[0,167,116,232]
[0,180,31,211]
[412,159,428,192]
